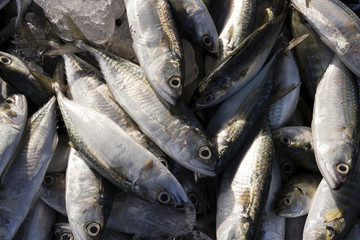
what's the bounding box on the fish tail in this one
[62,13,89,45]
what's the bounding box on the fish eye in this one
[203,94,214,104]
[159,157,169,169]
[60,233,74,240]
[281,162,295,174]
[0,56,11,65]
[168,76,181,89]
[86,222,101,237]
[198,146,212,160]
[282,197,292,206]
[5,99,13,104]
[189,192,199,206]
[336,162,350,176]
[157,191,171,204]
[282,136,291,145]
[201,34,212,47]
[43,174,55,186]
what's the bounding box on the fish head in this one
[192,10,219,56]
[166,128,216,176]
[54,223,74,240]
[275,186,307,217]
[149,58,183,105]
[191,78,227,109]
[176,170,207,216]
[303,208,346,240]
[70,220,103,240]
[0,94,27,128]
[134,161,189,207]
[272,127,312,152]
[316,142,353,190]
[0,51,29,76]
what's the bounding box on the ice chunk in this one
[34,0,125,44]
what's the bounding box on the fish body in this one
[55,87,188,206]
[124,0,184,105]
[216,117,273,240]
[0,97,58,240]
[275,172,321,217]
[291,0,360,77]
[0,94,27,177]
[168,0,219,55]
[66,148,113,240]
[312,55,359,189]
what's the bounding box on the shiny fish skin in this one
[13,200,56,240]
[55,87,188,206]
[257,158,285,240]
[290,9,333,101]
[303,159,360,239]
[0,97,58,240]
[275,172,321,218]
[71,39,216,177]
[168,0,219,56]
[66,148,113,240]
[63,53,168,163]
[291,0,360,77]
[40,172,66,216]
[269,48,301,130]
[124,0,184,105]
[192,9,285,109]
[106,192,196,240]
[46,135,70,173]
[272,126,319,173]
[0,94,27,177]
[216,117,273,240]
[0,51,51,106]
[206,46,277,171]
[312,55,359,190]
[218,0,257,57]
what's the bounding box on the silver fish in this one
[0,97,58,240]
[0,94,27,177]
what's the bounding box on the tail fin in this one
[62,13,89,44]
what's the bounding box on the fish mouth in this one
[188,159,216,177]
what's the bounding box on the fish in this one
[291,0,360,77]
[272,126,319,173]
[62,14,216,177]
[206,42,278,171]
[312,55,359,190]
[216,117,273,240]
[275,172,321,217]
[217,0,258,57]
[13,200,56,240]
[303,158,360,239]
[191,6,285,109]
[0,97,58,240]
[269,46,301,130]
[124,0,184,105]
[40,172,66,216]
[62,53,168,164]
[54,83,188,206]
[46,135,70,173]
[0,51,52,106]
[168,0,219,56]
[66,148,114,240]
[0,94,27,177]
[257,157,286,240]
[106,192,196,240]
[290,9,333,101]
